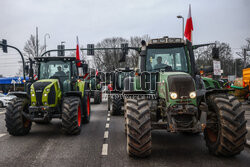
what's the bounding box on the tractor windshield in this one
[39,61,71,81]
[146,47,188,72]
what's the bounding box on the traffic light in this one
[87,44,94,55]
[121,43,128,55]
[1,39,8,53]
[119,43,128,62]
[57,45,65,56]
[212,47,219,59]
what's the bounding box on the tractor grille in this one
[168,74,195,98]
[33,82,51,106]
[48,85,56,105]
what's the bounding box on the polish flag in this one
[184,4,193,42]
[96,69,98,76]
[76,36,83,67]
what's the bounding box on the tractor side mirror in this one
[212,47,219,59]
[82,63,88,73]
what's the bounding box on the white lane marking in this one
[0,133,6,138]
[104,131,109,139]
[0,111,6,115]
[102,144,108,155]
[107,117,110,121]
[105,123,109,128]
[108,113,110,117]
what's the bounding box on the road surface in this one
[0,100,249,167]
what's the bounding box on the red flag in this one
[76,36,82,67]
[184,4,193,42]
[96,69,98,76]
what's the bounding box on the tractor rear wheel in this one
[204,94,247,156]
[111,96,123,116]
[94,91,101,104]
[62,97,82,135]
[125,98,152,157]
[5,98,31,136]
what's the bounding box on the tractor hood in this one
[167,73,195,98]
[30,79,61,107]
[159,72,196,99]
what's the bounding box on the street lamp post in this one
[177,15,184,40]
[44,33,50,56]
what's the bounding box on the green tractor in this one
[108,68,134,115]
[122,37,247,157]
[5,56,91,135]
[89,69,102,104]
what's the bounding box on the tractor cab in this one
[139,37,193,74]
[144,38,189,73]
[35,57,78,93]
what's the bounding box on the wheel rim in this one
[87,96,90,116]
[78,104,81,127]
[207,128,218,143]
[206,112,219,143]
[23,118,30,128]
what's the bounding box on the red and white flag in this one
[96,69,98,76]
[184,4,193,42]
[76,36,83,67]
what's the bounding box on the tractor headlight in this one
[44,94,47,97]
[31,93,35,97]
[189,91,196,99]
[46,88,50,92]
[31,88,34,92]
[170,92,178,99]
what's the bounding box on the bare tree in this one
[94,35,150,71]
[237,38,250,66]
[16,35,45,76]
[94,37,128,72]
[23,35,45,58]
[194,41,234,76]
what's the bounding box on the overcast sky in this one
[0,0,250,76]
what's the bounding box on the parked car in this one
[0,93,16,108]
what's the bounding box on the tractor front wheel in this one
[125,98,152,157]
[62,97,82,135]
[5,98,31,136]
[111,96,123,116]
[204,94,247,156]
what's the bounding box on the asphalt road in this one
[0,100,250,167]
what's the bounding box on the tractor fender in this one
[64,91,83,99]
[204,89,234,98]
[8,92,30,100]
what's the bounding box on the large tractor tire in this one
[62,96,82,135]
[125,98,152,157]
[82,93,91,123]
[5,98,31,136]
[204,94,247,156]
[111,96,123,116]
[93,91,101,104]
